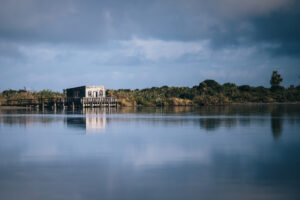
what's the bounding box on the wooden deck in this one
[5,97,117,109]
[81,97,117,107]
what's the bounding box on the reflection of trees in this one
[0,115,57,126]
[270,106,284,140]
[223,118,238,129]
[115,104,300,117]
[198,117,238,131]
[65,117,86,130]
[271,117,282,139]
[199,118,222,131]
[1,105,299,137]
[239,118,251,126]
[116,106,195,114]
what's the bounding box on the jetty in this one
[4,85,117,109]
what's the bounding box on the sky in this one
[0,0,300,91]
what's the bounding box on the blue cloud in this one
[0,0,299,91]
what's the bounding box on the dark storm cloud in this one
[0,0,299,56]
[0,0,299,91]
[252,3,300,56]
[0,0,117,43]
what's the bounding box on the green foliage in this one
[198,80,223,96]
[105,73,300,106]
[179,93,195,100]
[2,89,18,98]
[0,89,65,106]
[270,71,283,88]
[1,71,299,107]
[37,89,62,98]
[238,85,251,92]
[201,80,222,91]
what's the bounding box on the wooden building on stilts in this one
[65,85,117,108]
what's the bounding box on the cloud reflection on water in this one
[0,105,300,200]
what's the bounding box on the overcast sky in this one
[0,0,300,91]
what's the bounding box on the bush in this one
[238,85,251,92]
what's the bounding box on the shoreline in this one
[1,102,300,110]
[0,106,28,110]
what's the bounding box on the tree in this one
[198,80,222,94]
[270,71,283,88]
[238,85,251,92]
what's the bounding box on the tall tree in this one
[270,71,283,88]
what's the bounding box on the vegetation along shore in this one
[1,71,299,107]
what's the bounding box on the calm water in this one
[0,105,300,200]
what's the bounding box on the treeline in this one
[0,89,65,106]
[1,71,300,107]
[106,80,300,106]
[106,71,300,106]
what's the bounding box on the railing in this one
[4,97,118,107]
[5,97,65,106]
[81,97,117,104]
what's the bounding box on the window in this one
[88,91,92,97]
[99,90,103,97]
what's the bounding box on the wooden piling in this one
[5,97,117,109]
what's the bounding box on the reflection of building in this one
[86,116,106,133]
[66,116,106,134]
[66,108,107,134]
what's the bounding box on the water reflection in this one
[66,108,107,134]
[116,104,300,116]
[270,106,284,139]
[0,105,300,200]
[66,116,106,133]
[0,114,59,126]
[0,105,299,138]
[199,118,222,131]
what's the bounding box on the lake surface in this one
[0,105,300,200]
